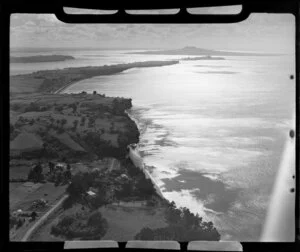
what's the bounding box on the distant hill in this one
[10,55,75,63]
[181,56,225,60]
[129,46,277,56]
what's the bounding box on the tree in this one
[110,122,115,132]
[80,117,86,126]
[135,177,156,198]
[64,170,72,182]
[66,172,91,200]
[49,117,54,126]
[73,120,79,131]
[55,106,64,112]
[10,215,19,229]
[55,171,63,186]
[16,218,24,229]
[93,91,97,95]
[88,117,95,128]
[61,118,67,128]
[51,211,108,240]
[31,211,38,221]
[56,119,60,127]
[71,104,77,113]
[10,123,14,132]
[11,103,21,111]
[135,227,154,240]
[28,162,44,183]
[49,162,55,174]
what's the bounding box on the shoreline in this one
[56,73,164,201]
[10,59,224,241]
[10,60,179,94]
[54,73,167,204]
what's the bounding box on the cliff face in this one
[10,93,139,161]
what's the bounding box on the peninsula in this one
[10,55,75,63]
[10,60,179,93]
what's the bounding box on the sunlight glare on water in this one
[63,54,294,241]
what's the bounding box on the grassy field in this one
[99,205,168,241]
[9,182,67,241]
[10,92,138,161]
[9,160,33,180]
[10,182,67,211]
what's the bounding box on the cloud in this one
[10,13,295,53]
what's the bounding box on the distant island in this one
[181,56,225,61]
[129,46,276,56]
[10,55,75,63]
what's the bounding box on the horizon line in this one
[9,46,291,54]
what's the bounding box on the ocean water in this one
[11,50,295,241]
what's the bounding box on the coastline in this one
[10,59,225,242]
[56,75,165,201]
[10,60,179,94]
[124,109,165,199]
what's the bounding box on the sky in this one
[10,6,295,53]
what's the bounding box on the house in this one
[54,163,67,171]
[92,168,100,173]
[86,190,97,197]
[86,187,98,198]
[121,174,129,179]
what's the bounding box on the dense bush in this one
[135,176,156,199]
[51,211,108,240]
[10,215,19,230]
[24,102,40,112]
[135,224,220,241]
[65,171,107,209]
[135,201,220,241]
[27,163,44,183]
[83,132,124,158]
[66,172,93,198]
[11,103,22,111]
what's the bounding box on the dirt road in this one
[21,194,68,241]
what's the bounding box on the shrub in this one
[51,211,108,240]
[11,103,21,111]
[10,215,19,230]
[56,128,65,134]
[135,201,221,241]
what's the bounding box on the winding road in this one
[21,194,69,241]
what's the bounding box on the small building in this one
[120,174,129,179]
[86,190,97,197]
[55,163,67,171]
[92,168,100,173]
[86,187,98,198]
[86,190,97,201]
